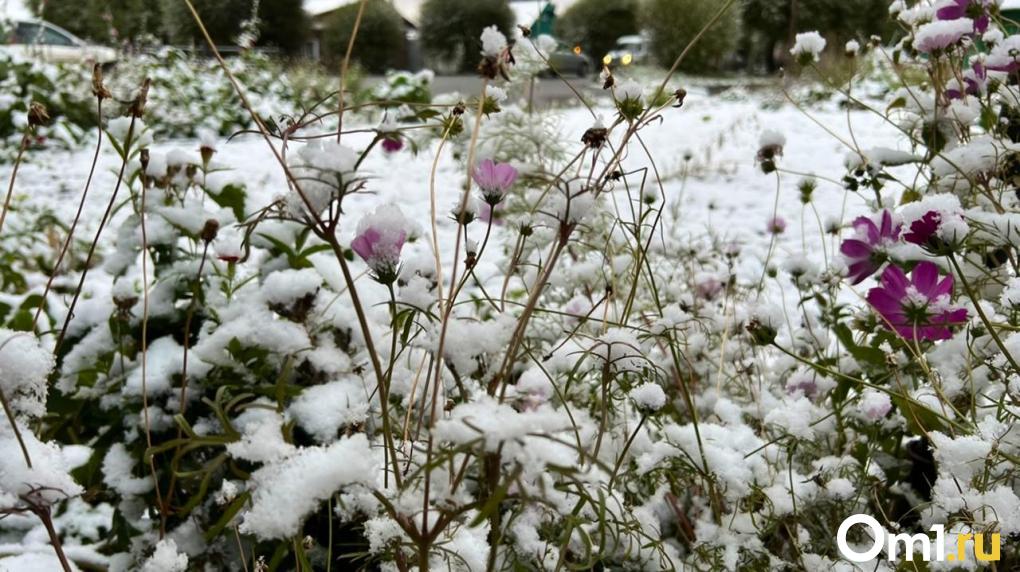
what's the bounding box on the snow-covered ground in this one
[2,87,901,301]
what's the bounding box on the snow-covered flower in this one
[790,31,827,64]
[480,25,507,58]
[381,136,403,154]
[351,204,411,283]
[629,383,667,412]
[840,210,901,284]
[935,0,991,33]
[866,261,968,341]
[946,59,987,99]
[473,159,518,204]
[845,39,860,57]
[914,18,974,53]
[857,389,892,421]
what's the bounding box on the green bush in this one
[323,0,406,73]
[640,0,742,74]
[557,0,639,63]
[420,0,514,72]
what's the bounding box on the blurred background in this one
[2,0,897,77]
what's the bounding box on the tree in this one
[640,0,742,74]
[420,0,514,72]
[323,0,405,72]
[29,0,164,45]
[161,0,308,55]
[742,0,895,71]
[557,0,639,63]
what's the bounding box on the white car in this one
[2,20,117,66]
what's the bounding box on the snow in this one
[629,383,667,411]
[140,539,188,572]
[239,433,376,539]
[480,25,507,58]
[0,329,53,418]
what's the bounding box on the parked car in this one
[2,20,117,66]
[602,35,650,70]
[546,40,593,78]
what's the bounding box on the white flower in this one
[790,31,827,62]
[480,25,507,58]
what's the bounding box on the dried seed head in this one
[517,24,531,38]
[27,102,50,127]
[139,148,150,172]
[601,67,615,89]
[672,88,688,109]
[581,127,608,149]
[91,64,112,100]
[129,78,151,119]
[200,219,220,243]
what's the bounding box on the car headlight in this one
[621,53,633,66]
[603,54,612,66]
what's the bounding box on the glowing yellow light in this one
[621,53,633,65]
[603,54,612,65]
[573,45,582,55]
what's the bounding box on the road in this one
[367,74,601,107]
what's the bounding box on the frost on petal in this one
[240,434,376,540]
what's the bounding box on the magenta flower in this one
[381,136,403,154]
[840,210,901,284]
[866,262,968,341]
[767,216,787,234]
[935,0,990,33]
[351,216,408,284]
[903,210,944,250]
[473,159,518,204]
[946,60,987,99]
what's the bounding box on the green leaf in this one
[210,184,248,220]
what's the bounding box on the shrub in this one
[322,0,406,73]
[0,56,93,159]
[557,0,640,63]
[640,0,742,73]
[419,0,514,72]
[109,48,336,138]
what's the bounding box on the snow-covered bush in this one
[0,55,94,160]
[6,1,1020,571]
[109,48,337,139]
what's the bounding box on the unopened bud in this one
[129,78,151,119]
[200,219,220,243]
[92,64,112,100]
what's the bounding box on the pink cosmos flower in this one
[473,159,518,204]
[866,261,968,341]
[914,18,974,54]
[840,210,901,284]
[935,0,991,33]
[767,216,787,234]
[352,226,407,283]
